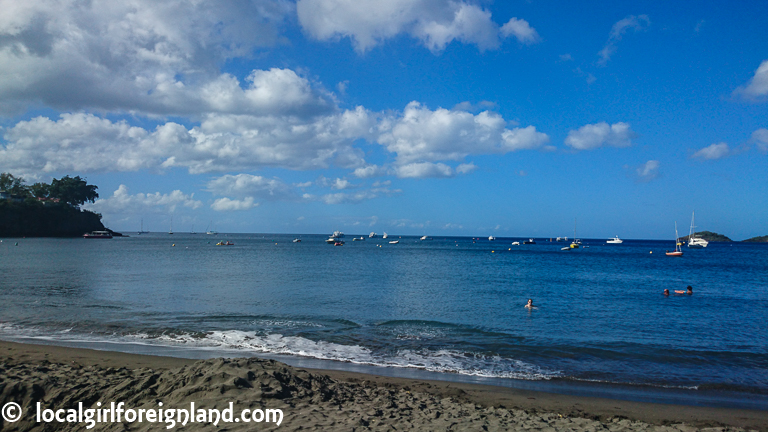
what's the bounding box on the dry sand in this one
[1,340,766,431]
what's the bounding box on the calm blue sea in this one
[1,234,767,409]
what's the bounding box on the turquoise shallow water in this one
[1,234,766,408]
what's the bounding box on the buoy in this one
[172,244,175,247]
[649,251,652,254]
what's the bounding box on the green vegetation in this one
[0,173,105,237]
[679,231,732,242]
[743,235,768,243]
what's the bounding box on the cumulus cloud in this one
[0,0,293,115]
[692,142,730,160]
[296,0,538,53]
[0,106,375,175]
[751,128,768,153]
[378,102,549,165]
[564,122,635,150]
[733,60,768,101]
[597,15,650,66]
[635,160,660,182]
[352,164,388,178]
[211,197,257,211]
[394,162,454,178]
[206,174,294,200]
[84,184,202,214]
[315,185,401,204]
[500,17,540,44]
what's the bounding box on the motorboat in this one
[83,231,112,239]
[325,237,336,244]
[606,236,623,244]
[331,230,344,238]
[523,238,535,244]
[488,235,496,241]
[420,235,430,240]
[388,240,399,244]
[511,241,520,245]
[666,222,684,257]
[292,238,301,243]
[687,211,708,248]
[352,237,365,241]
[369,232,376,238]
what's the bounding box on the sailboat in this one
[687,211,708,248]
[206,221,217,235]
[569,218,581,249]
[169,216,173,234]
[666,222,683,256]
[137,218,149,235]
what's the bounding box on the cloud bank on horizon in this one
[0,0,766,237]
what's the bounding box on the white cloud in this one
[751,128,768,153]
[378,102,549,164]
[733,60,768,101]
[500,17,540,44]
[635,160,660,182]
[394,162,454,178]
[0,105,375,175]
[352,164,388,178]
[692,142,730,160]
[296,0,538,53]
[211,197,257,211]
[206,174,294,200]
[0,0,293,115]
[565,122,635,150]
[84,184,202,214]
[597,15,650,66]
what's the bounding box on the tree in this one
[30,182,51,198]
[48,175,99,207]
[0,173,30,196]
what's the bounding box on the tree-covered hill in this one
[0,173,105,237]
[678,231,732,242]
[743,235,768,243]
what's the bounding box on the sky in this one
[0,0,766,240]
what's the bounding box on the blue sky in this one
[0,0,766,239]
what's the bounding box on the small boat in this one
[523,238,535,244]
[666,222,684,257]
[561,246,571,251]
[334,240,344,246]
[687,211,708,248]
[382,232,388,239]
[83,231,113,239]
[216,241,234,246]
[606,236,623,244]
[420,235,431,240]
[369,232,376,238]
[331,230,344,238]
[511,241,520,245]
[292,238,301,243]
[388,240,399,244]
[352,237,365,241]
[488,235,496,241]
[325,237,336,244]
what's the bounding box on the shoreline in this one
[1,340,766,431]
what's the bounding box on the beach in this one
[2,340,766,431]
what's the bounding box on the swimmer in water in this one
[674,285,693,295]
[524,299,534,309]
[664,289,669,296]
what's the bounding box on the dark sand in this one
[1,340,766,431]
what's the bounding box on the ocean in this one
[1,233,766,409]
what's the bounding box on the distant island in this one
[679,231,733,242]
[0,173,106,238]
[743,235,768,243]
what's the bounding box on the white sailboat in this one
[687,211,708,248]
[382,232,388,239]
[169,216,173,234]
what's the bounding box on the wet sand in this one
[1,340,766,431]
